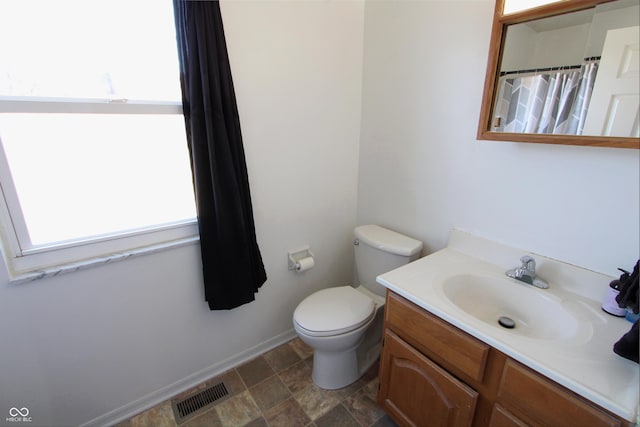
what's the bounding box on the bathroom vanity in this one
[376,230,639,427]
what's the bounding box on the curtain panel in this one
[173,0,267,310]
[494,61,598,135]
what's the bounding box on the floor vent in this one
[171,382,229,424]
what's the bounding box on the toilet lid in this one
[293,286,375,337]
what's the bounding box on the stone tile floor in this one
[116,338,398,427]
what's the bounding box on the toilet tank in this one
[354,225,423,297]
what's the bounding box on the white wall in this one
[502,4,640,71]
[586,4,640,57]
[0,1,364,426]
[2,1,639,425]
[531,23,591,68]
[503,0,559,14]
[501,23,537,70]
[357,0,639,277]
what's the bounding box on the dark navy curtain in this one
[173,0,267,310]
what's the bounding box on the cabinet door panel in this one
[378,330,478,427]
[489,404,529,427]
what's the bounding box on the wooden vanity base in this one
[377,291,632,427]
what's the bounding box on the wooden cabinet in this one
[379,330,478,427]
[494,359,623,427]
[488,404,528,427]
[378,291,631,427]
[384,290,490,383]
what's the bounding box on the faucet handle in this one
[520,255,536,272]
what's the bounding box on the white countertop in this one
[376,230,639,423]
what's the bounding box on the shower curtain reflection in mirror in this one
[493,58,599,135]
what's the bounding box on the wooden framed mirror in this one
[477,0,640,149]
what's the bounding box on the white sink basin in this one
[441,273,580,341]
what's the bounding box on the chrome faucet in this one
[506,256,549,289]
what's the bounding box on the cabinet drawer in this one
[385,291,490,382]
[498,359,623,427]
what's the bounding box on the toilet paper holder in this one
[288,246,314,271]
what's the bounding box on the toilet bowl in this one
[293,225,423,390]
[293,285,384,389]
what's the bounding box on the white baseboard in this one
[81,328,298,427]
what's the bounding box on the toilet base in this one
[311,345,361,390]
[309,306,384,390]
[294,285,386,390]
[310,340,382,390]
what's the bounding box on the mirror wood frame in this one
[477,0,640,149]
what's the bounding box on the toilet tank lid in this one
[355,225,423,257]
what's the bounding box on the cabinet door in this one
[488,404,528,427]
[378,330,478,427]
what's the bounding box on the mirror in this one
[478,0,640,148]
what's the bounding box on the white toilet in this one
[293,224,422,390]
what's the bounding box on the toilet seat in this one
[293,286,376,337]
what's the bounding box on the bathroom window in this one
[0,0,197,280]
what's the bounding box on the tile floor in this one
[115,338,398,427]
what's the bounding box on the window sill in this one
[7,235,199,285]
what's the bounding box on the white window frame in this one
[0,96,199,283]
